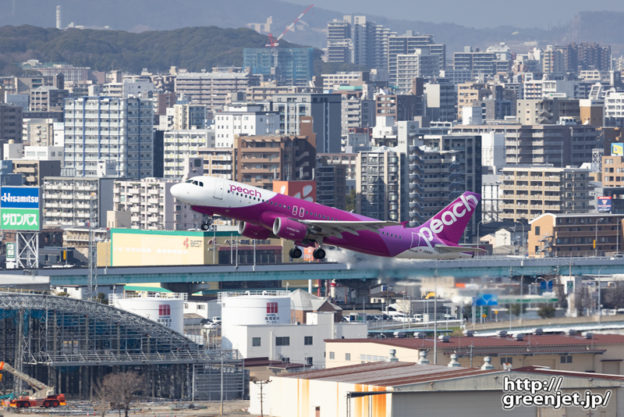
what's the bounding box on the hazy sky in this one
[287,0,624,28]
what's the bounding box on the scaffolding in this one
[0,292,247,400]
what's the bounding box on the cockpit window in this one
[192,181,199,186]
[198,182,204,187]
[185,179,193,183]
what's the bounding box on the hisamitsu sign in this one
[0,187,40,209]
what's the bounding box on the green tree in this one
[537,304,556,319]
[509,303,527,317]
[345,189,357,212]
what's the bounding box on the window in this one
[560,355,573,364]
[345,353,351,360]
[304,336,313,345]
[276,336,290,346]
[329,351,335,359]
[535,226,540,236]
[500,357,513,365]
[306,357,313,366]
[252,337,261,347]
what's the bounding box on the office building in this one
[424,80,457,122]
[0,104,22,141]
[163,129,214,178]
[234,135,315,190]
[243,48,314,86]
[214,104,280,148]
[29,86,68,112]
[271,93,341,153]
[12,160,61,186]
[315,162,346,210]
[63,97,154,178]
[500,166,592,222]
[453,48,499,78]
[376,94,423,121]
[42,176,114,228]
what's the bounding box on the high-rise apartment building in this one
[113,178,201,230]
[356,149,402,221]
[388,32,445,85]
[500,166,592,222]
[174,68,260,114]
[63,97,154,179]
[163,129,214,178]
[395,50,439,93]
[271,93,341,153]
[234,135,316,190]
[0,104,23,142]
[214,104,280,148]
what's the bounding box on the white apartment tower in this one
[63,97,154,179]
[214,104,280,148]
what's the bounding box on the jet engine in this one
[272,217,308,241]
[238,222,273,240]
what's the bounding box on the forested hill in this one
[0,25,306,75]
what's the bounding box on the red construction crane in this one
[266,4,314,48]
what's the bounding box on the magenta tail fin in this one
[421,192,481,244]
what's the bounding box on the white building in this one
[24,146,63,161]
[220,291,366,368]
[163,129,214,178]
[113,177,202,230]
[213,104,279,148]
[395,49,439,93]
[604,89,624,127]
[63,97,154,179]
[42,176,114,228]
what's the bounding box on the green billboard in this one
[0,208,40,231]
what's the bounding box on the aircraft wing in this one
[435,245,485,254]
[298,219,402,238]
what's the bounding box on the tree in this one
[95,371,145,417]
[345,189,357,212]
[537,304,556,319]
[509,303,527,317]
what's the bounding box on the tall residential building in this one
[376,94,423,121]
[29,87,68,112]
[516,98,580,125]
[315,162,347,210]
[42,176,114,228]
[197,147,235,179]
[395,50,439,93]
[388,32,445,85]
[63,97,154,178]
[271,93,342,153]
[174,68,260,113]
[604,89,624,127]
[542,45,566,75]
[500,166,592,222]
[453,48,509,78]
[0,103,23,142]
[325,15,390,72]
[214,104,280,148]
[339,91,375,136]
[243,48,315,86]
[113,178,201,230]
[234,135,316,190]
[356,150,403,221]
[163,129,214,178]
[22,118,56,146]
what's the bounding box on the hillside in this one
[0,25,306,75]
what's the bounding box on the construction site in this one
[0,291,248,402]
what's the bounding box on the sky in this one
[286,0,624,28]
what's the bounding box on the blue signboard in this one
[0,187,40,209]
[475,293,498,306]
[597,196,612,213]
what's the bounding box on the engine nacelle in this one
[238,222,273,240]
[272,217,308,241]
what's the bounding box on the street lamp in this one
[595,218,599,257]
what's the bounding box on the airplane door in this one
[213,180,224,200]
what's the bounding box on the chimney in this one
[417,350,429,365]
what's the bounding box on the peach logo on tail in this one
[418,194,479,248]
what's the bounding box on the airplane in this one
[170,176,482,260]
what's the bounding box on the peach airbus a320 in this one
[170,176,481,260]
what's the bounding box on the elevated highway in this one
[0,256,622,288]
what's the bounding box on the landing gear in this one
[201,217,212,231]
[289,247,303,259]
[313,248,326,260]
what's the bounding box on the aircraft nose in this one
[170,183,189,201]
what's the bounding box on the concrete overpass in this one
[0,256,622,289]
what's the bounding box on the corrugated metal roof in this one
[326,334,624,354]
[282,361,497,386]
